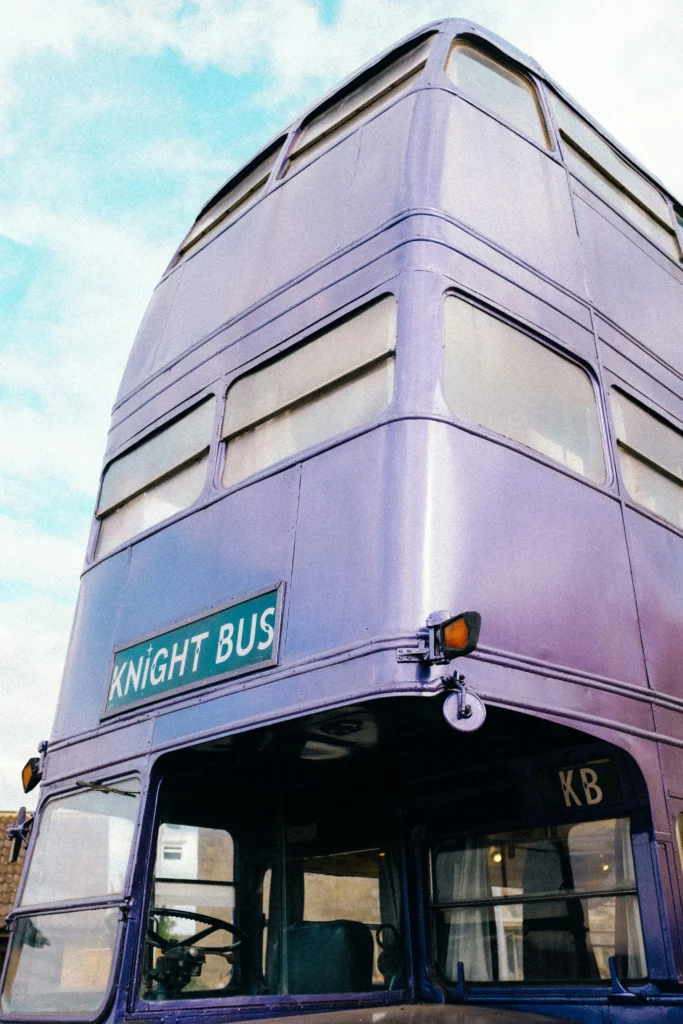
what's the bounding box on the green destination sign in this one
[103,585,283,717]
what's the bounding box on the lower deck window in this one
[432,818,646,984]
[1,909,118,1014]
[141,781,403,1001]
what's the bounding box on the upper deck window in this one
[96,397,215,558]
[221,296,396,487]
[285,35,435,176]
[443,297,605,483]
[175,139,283,261]
[445,41,549,149]
[551,95,680,260]
[611,389,683,529]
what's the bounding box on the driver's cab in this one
[138,699,653,1009]
[143,769,403,1000]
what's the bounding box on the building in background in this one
[0,814,25,969]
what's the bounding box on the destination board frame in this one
[100,582,285,720]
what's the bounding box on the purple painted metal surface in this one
[45,5,683,897]
[7,16,683,1024]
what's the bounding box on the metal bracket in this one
[7,808,34,864]
[397,610,455,664]
[397,631,430,663]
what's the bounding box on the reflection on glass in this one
[563,145,680,259]
[21,781,140,907]
[618,450,683,530]
[611,389,683,529]
[433,818,646,984]
[551,94,671,223]
[1,909,118,1014]
[142,793,403,1000]
[287,35,434,174]
[223,361,394,486]
[222,296,396,487]
[97,455,209,558]
[144,824,236,998]
[444,297,605,483]
[446,42,549,149]
[95,397,215,558]
[98,400,215,515]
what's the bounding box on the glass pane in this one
[618,448,683,529]
[98,398,215,515]
[446,42,549,149]
[1,909,118,1014]
[141,776,403,1001]
[611,390,683,482]
[21,781,140,906]
[222,297,396,439]
[96,454,209,558]
[552,95,670,223]
[180,141,283,256]
[292,849,400,989]
[564,144,679,259]
[274,818,402,995]
[611,391,683,529]
[433,818,645,984]
[444,297,605,483]
[435,895,645,983]
[287,36,434,173]
[145,824,236,999]
[434,819,634,905]
[223,358,394,487]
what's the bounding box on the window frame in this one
[133,771,411,1013]
[92,393,218,562]
[15,776,143,915]
[282,33,436,179]
[441,34,554,155]
[217,293,398,493]
[167,136,286,270]
[549,90,681,263]
[609,384,683,534]
[1,775,142,1021]
[426,814,648,990]
[441,291,611,490]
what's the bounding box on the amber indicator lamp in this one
[21,757,42,794]
[438,611,481,660]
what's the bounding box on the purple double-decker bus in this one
[4,18,683,1024]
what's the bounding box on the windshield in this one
[1,780,140,1018]
[21,780,141,906]
[141,774,404,1001]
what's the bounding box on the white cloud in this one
[0,517,85,591]
[130,136,237,182]
[0,204,172,493]
[0,594,75,809]
[0,0,681,814]
[1,0,681,196]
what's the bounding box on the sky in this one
[1,0,682,810]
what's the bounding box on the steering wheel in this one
[147,907,246,955]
